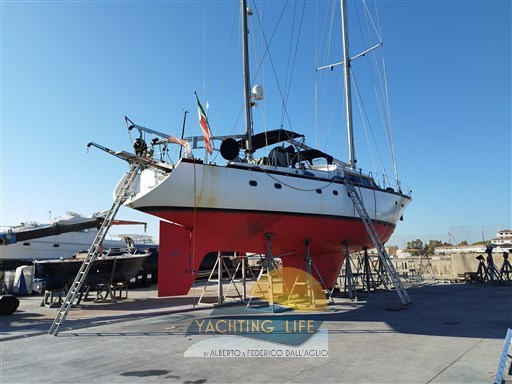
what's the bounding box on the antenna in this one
[180,109,189,158]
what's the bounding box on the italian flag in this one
[195,92,213,155]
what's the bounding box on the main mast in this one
[341,0,356,169]
[242,0,254,160]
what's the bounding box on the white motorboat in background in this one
[0,212,155,270]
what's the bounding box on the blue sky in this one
[1,0,510,248]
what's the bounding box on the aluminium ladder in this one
[48,163,141,336]
[345,180,412,305]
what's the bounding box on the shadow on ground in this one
[1,282,511,341]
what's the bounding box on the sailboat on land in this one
[90,0,411,296]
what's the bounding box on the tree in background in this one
[425,240,443,254]
[406,239,424,251]
[405,239,445,254]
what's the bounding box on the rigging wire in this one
[308,0,336,152]
[310,0,401,184]
[250,1,295,134]
[215,3,239,137]
[349,0,397,184]
[314,1,319,149]
[322,74,344,153]
[379,44,399,183]
[361,0,399,183]
[352,1,384,176]
[317,0,339,150]
[256,0,268,138]
[351,66,386,179]
[280,0,307,129]
[313,0,346,159]
[231,0,292,150]
[362,0,382,42]
[228,11,245,136]
[281,0,297,126]
[212,0,399,182]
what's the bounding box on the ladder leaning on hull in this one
[48,163,142,336]
[344,180,412,305]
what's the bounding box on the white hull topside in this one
[0,230,126,262]
[122,158,411,227]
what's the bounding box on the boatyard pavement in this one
[1,282,511,384]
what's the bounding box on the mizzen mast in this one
[241,0,254,160]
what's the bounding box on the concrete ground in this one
[1,281,511,384]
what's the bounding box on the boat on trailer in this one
[89,0,412,296]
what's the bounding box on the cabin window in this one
[333,190,339,196]
[53,244,60,248]
[249,180,257,186]
[316,189,322,194]
[274,183,282,189]
[23,242,30,246]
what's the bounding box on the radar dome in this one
[252,85,264,100]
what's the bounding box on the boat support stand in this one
[195,252,255,307]
[289,239,333,305]
[247,233,296,312]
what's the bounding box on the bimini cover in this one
[240,129,304,151]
